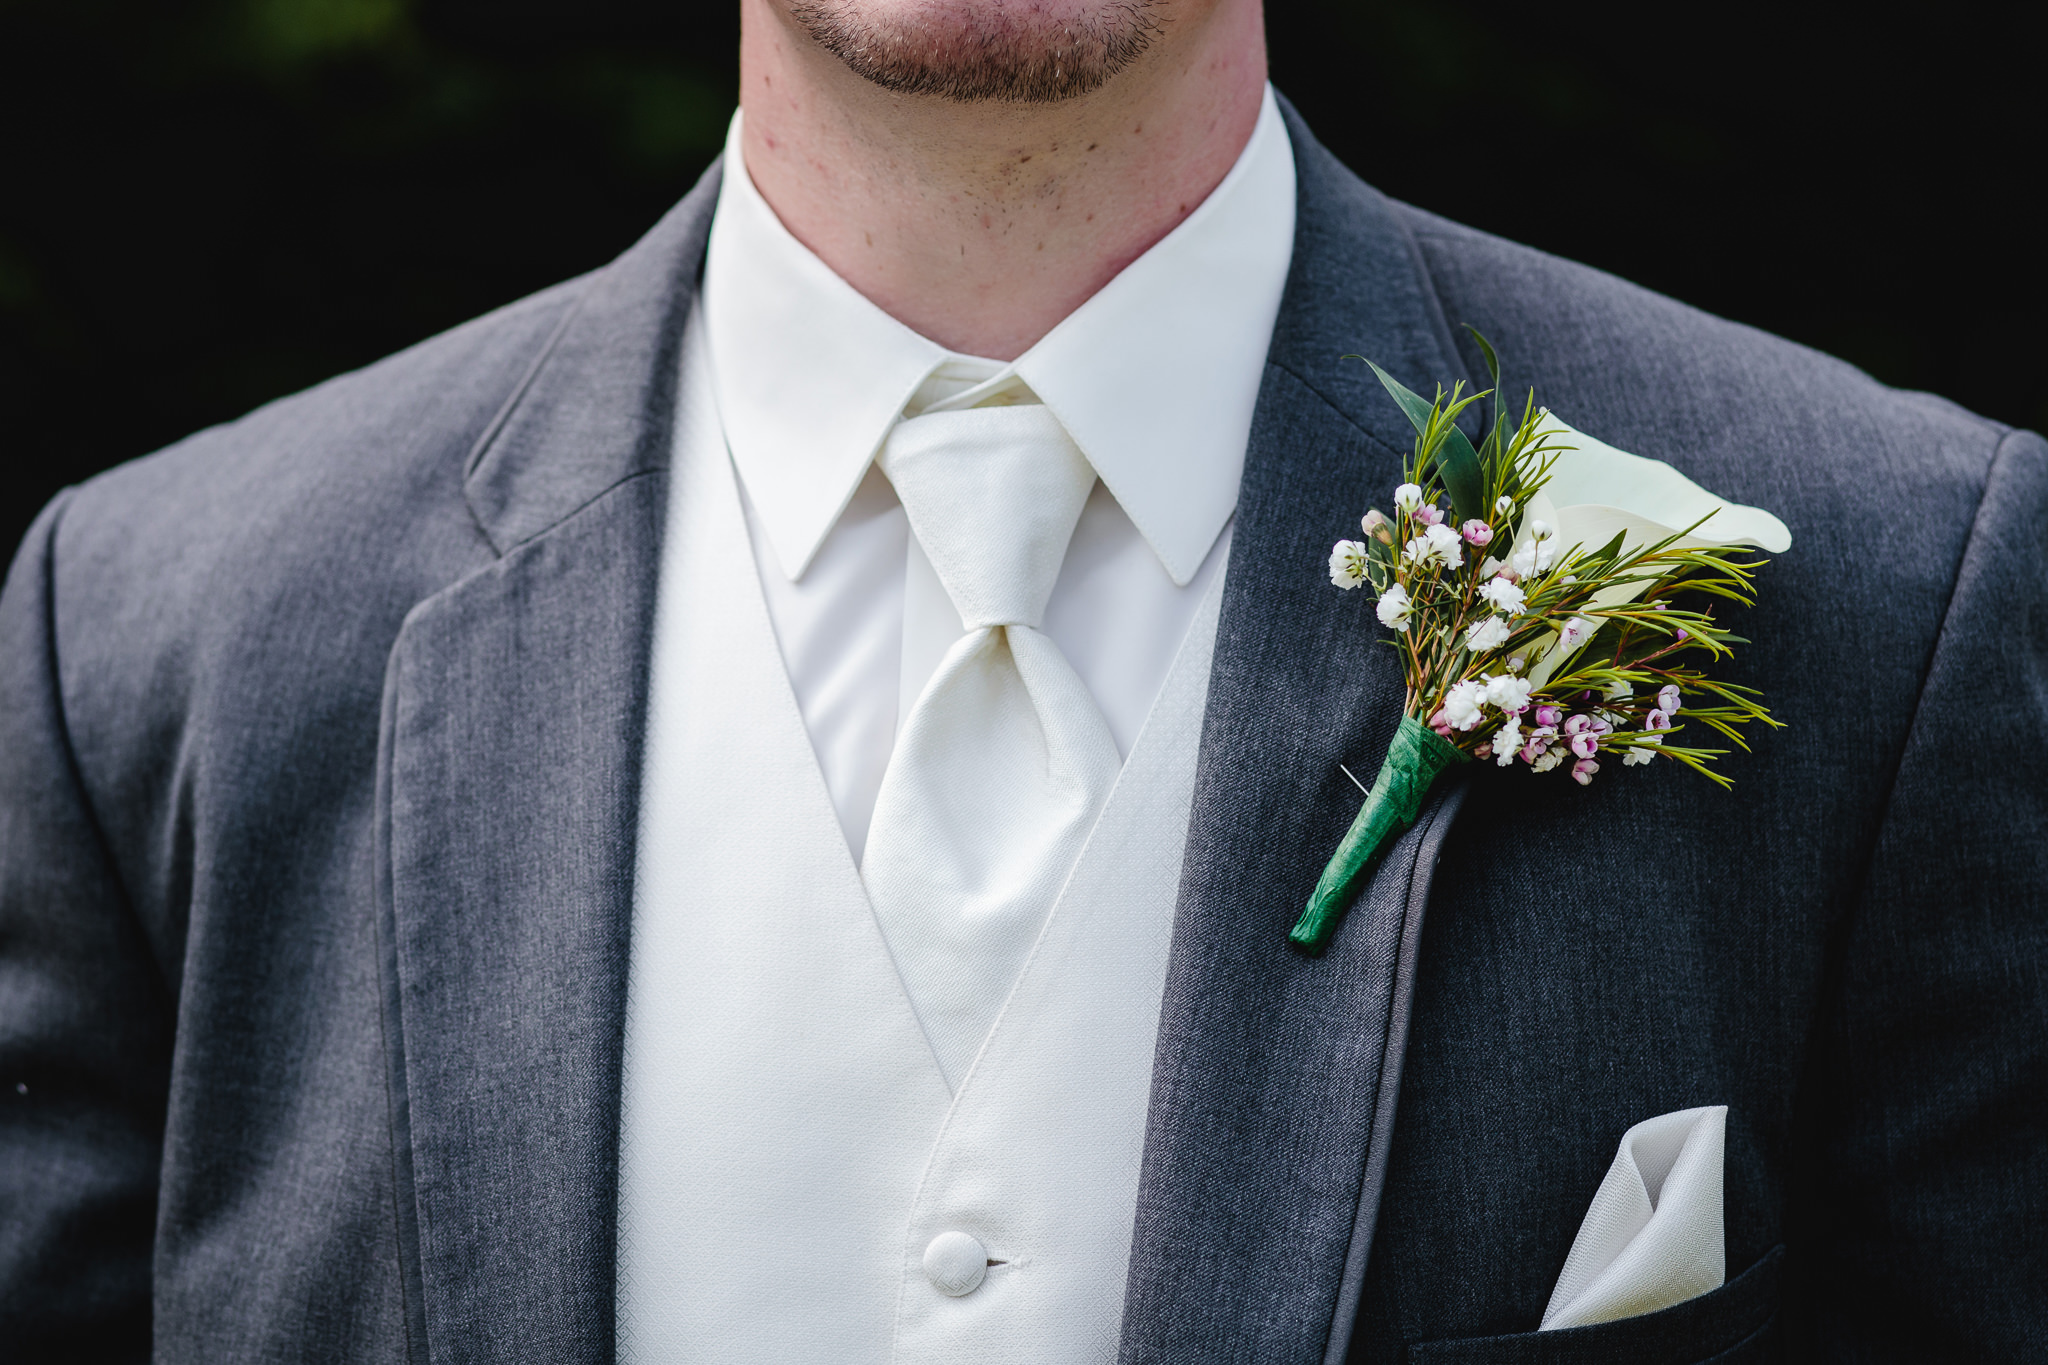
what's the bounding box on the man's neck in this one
[736,0,1268,361]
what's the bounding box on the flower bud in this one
[1572,757,1600,785]
[1394,483,1423,512]
[1461,519,1495,546]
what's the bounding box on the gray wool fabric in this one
[2,96,2044,1363]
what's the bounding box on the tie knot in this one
[879,404,1096,630]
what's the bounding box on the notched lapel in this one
[1119,102,1475,1365]
[372,162,721,1365]
[381,478,664,1362]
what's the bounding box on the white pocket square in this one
[1540,1105,1727,1331]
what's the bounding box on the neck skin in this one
[737,0,1268,360]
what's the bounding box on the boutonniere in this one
[1292,334,1791,954]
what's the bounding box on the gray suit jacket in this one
[4,99,2044,1363]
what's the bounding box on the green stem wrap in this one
[1290,715,1468,955]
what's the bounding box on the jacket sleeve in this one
[1796,426,2048,1357]
[0,492,169,1360]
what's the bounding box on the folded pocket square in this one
[1540,1104,1727,1331]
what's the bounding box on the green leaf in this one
[1586,529,1629,567]
[1463,325,1501,387]
[1359,358,1435,439]
[1461,326,1511,464]
[1433,424,1486,524]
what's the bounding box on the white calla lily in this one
[1519,417,1791,685]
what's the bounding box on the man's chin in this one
[787,0,1166,103]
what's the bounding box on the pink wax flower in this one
[1429,708,1454,738]
[1570,731,1601,758]
[1646,709,1673,731]
[1461,519,1495,547]
[1534,705,1563,728]
[1658,684,1683,714]
[1563,713,1595,736]
[1414,503,1445,527]
[1572,757,1600,785]
[1675,628,1689,641]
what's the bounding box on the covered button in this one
[923,1231,989,1296]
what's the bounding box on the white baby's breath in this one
[1403,522,1465,571]
[1465,617,1510,651]
[1478,577,1526,616]
[1329,540,1369,590]
[1485,674,1533,713]
[1492,716,1522,767]
[1441,679,1487,731]
[1375,583,1413,632]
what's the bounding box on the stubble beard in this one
[787,0,1165,103]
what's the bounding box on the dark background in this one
[5,1,2044,566]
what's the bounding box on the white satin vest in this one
[614,310,1227,1363]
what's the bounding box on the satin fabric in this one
[614,307,1229,1362]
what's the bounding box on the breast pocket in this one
[1404,1246,1784,1365]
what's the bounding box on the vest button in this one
[923,1230,989,1296]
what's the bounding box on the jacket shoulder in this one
[57,270,595,588]
[27,272,600,812]
[1393,199,2007,458]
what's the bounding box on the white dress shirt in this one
[704,88,1296,859]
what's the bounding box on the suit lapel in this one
[372,167,720,1364]
[1118,101,1474,1364]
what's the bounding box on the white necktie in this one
[864,403,1121,1089]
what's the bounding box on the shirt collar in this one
[704,85,1296,587]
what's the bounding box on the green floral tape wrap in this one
[1290,715,1468,955]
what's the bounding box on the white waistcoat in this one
[615,314,1225,1363]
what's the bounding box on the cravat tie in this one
[864,403,1120,1089]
